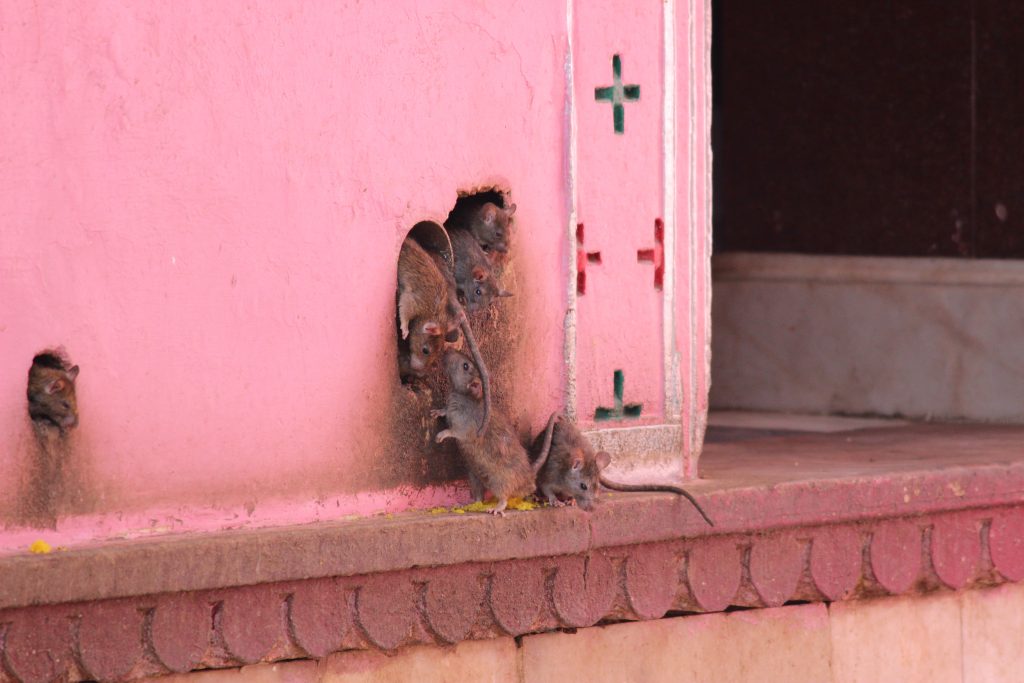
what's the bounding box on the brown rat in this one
[449,229,512,312]
[531,417,713,526]
[397,238,491,433]
[434,350,557,516]
[447,201,517,257]
[27,350,80,432]
[397,238,452,375]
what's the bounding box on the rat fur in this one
[447,201,517,256]
[26,350,80,432]
[531,417,713,526]
[449,228,512,312]
[434,350,557,516]
[398,237,491,433]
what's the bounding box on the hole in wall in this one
[396,221,456,386]
[394,188,517,387]
[20,348,81,528]
[444,188,516,260]
[26,350,80,432]
[377,186,523,492]
[444,188,510,232]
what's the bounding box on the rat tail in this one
[531,412,560,475]
[451,296,491,437]
[598,478,714,527]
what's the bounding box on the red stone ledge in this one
[2,425,1024,682]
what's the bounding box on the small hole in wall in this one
[21,349,81,527]
[444,188,516,260]
[444,188,510,229]
[26,349,80,432]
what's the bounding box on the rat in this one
[433,350,557,516]
[397,237,491,433]
[448,229,512,312]
[26,350,80,433]
[530,417,713,526]
[447,201,517,257]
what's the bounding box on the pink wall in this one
[0,1,710,550]
[573,2,665,422]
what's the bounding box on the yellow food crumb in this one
[29,540,51,554]
[454,497,539,513]
[428,506,449,515]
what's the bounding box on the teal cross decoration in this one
[594,54,640,134]
[594,370,643,421]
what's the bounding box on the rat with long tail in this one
[530,416,713,526]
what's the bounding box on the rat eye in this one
[475,287,483,296]
[580,482,588,491]
[421,346,430,355]
[462,362,470,371]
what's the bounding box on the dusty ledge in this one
[3,424,1024,681]
[5,425,1024,611]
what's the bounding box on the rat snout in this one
[575,494,596,511]
[410,353,427,372]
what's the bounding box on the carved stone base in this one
[3,424,1024,682]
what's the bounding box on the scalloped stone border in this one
[3,504,1023,682]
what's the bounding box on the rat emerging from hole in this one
[397,237,491,433]
[27,350,80,432]
[447,201,517,258]
[433,350,558,516]
[530,416,714,526]
[448,229,512,312]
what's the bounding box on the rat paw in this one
[430,409,446,419]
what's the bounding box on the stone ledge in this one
[713,251,1024,287]
[2,424,1024,682]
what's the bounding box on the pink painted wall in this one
[0,1,711,550]
[573,3,665,423]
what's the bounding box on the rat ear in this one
[471,266,487,282]
[45,379,65,395]
[506,203,516,217]
[468,377,483,400]
[444,326,460,343]
[596,451,612,471]
[422,321,443,337]
[571,452,584,471]
[66,365,80,381]
[482,204,498,224]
